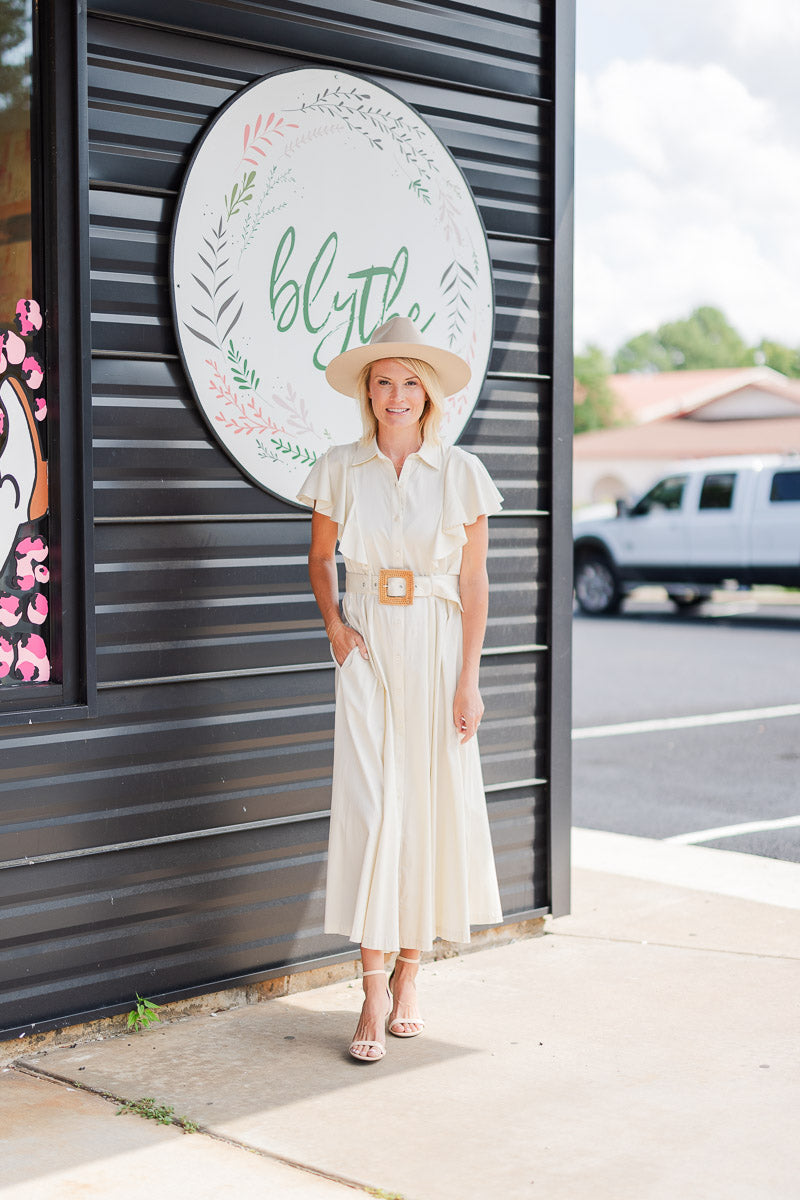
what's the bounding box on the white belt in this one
[346,569,461,607]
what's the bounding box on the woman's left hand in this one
[453,675,484,744]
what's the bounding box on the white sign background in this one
[171,67,494,506]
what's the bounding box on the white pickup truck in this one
[573,454,800,614]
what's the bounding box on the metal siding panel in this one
[0,1,569,1037]
[91,516,546,684]
[0,787,545,1031]
[489,787,549,915]
[87,1,547,99]
[0,820,336,1027]
[92,364,550,519]
[0,658,544,863]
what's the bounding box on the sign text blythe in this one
[269,226,435,369]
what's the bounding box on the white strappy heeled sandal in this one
[349,968,392,1063]
[387,954,425,1038]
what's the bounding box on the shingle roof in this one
[607,367,800,423]
[574,416,800,461]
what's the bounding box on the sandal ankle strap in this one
[362,968,387,978]
[396,955,420,965]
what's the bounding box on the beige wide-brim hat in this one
[325,316,471,399]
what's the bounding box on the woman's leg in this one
[388,947,424,1036]
[349,945,389,1060]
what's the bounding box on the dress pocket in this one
[332,644,360,669]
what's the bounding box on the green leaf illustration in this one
[270,435,318,465]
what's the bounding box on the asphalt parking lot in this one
[572,590,800,864]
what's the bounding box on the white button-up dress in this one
[298,438,503,951]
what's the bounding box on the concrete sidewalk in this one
[4,832,800,1200]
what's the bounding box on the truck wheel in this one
[575,552,621,615]
[667,592,707,611]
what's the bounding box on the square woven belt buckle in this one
[378,568,415,606]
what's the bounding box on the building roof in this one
[573,416,800,461]
[608,367,800,424]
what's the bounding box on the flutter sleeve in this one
[432,447,503,559]
[296,446,347,525]
[444,447,503,529]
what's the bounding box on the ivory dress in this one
[298,437,504,952]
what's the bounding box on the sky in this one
[574,0,800,357]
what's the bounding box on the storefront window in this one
[0,0,49,690]
[0,0,31,309]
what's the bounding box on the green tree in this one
[574,344,618,434]
[755,339,800,378]
[0,0,30,123]
[612,330,674,374]
[614,306,754,373]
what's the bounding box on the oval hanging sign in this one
[171,67,493,506]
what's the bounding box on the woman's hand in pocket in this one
[328,619,369,666]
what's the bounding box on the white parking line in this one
[572,702,800,740]
[666,815,800,845]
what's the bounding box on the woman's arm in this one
[453,514,489,743]
[308,507,368,665]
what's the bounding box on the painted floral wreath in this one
[180,81,483,471]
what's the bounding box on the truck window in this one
[629,474,687,517]
[699,473,736,510]
[770,470,800,503]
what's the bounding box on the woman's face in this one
[368,359,427,435]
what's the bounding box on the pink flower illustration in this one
[34,395,46,421]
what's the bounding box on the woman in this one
[298,316,503,1062]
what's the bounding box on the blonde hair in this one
[356,357,444,445]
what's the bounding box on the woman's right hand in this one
[328,618,369,666]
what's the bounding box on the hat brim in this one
[325,340,471,400]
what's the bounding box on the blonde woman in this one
[298,317,503,1062]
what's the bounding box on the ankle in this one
[395,957,419,976]
[362,969,386,994]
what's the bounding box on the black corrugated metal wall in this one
[0,0,572,1036]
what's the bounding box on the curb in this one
[572,826,800,910]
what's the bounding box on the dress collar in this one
[352,437,443,469]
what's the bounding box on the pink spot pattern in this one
[0,595,21,628]
[15,536,48,591]
[15,299,42,336]
[1,298,51,689]
[1,329,26,367]
[15,633,50,682]
[22,354,44,391]
[27,593,47,625]
[0,636,13,678]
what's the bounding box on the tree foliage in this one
[755,339,800,379]
[0,0,30,124]
[574,305,800,437]
[574,344,618,434]
[613,306,754,373]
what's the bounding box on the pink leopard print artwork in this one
[0,298,51,688]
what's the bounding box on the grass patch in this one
[116,1096,198,1134]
